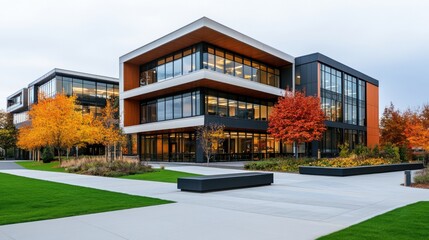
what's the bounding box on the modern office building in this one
[119,17,379,162]
[6,68,119,159]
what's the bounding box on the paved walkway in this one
[1,163,429,240]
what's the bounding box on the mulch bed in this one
[411,183,429,189]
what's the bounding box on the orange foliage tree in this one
[405,105,429,152]
[380,103,409,146]
[268,91,326,158]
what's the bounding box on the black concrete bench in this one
[177,172,274,192]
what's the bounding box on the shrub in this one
[414,169,429,184]
[353,144,370,159]
[399,145,410,163]
[339,143,350,158]
[245,158,315,172]
[381,143,400,161]
[308,157,396,168]
[42,147,54,163]
[61,156,153,177]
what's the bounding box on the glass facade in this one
[141,133,197,162]
[139,43,281,88]
[319,64,369,156]
[320,64,367,126]
[141,91,201,123]
[140,131,290,162]
[139,89,275,124]
[205,90,274,120]
[140,46,201,86]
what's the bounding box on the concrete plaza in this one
[1,161,428,240]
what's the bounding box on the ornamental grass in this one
[61,156,152,177]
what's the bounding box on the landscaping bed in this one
[299,162,423,176]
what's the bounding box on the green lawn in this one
[17,161,65,172]
[0,173,172,225]
[120,169,201,183]
[318,201,429,240]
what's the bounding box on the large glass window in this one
[139,43,280,88]
[96,82,107,98]
[344,74,358,125]
[321,64,343,122]
[140,90,202,124]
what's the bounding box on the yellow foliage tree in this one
[18,94,98,163]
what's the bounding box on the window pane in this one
[107,84,114,99]
[157,99,165,121]
[183,93,192,117]
[207,47,215,71]
[165,97,173,120]
[225,53,234,75]
[157,64,166,81]
[183,54,192,75]
[218,97,228,117]
[215,49,224,73]
[72,79,83,97]
[247,102,254,119]
[63,78,72,96]
[261,104,267,121]
[238,101,246,118]
[174,95,182,119]
[207,96,217,115]
[97,82,107,98]
[229,99,237,117]
[165,57,173,79]
[173,53,182,77]
[83,81,96,100]
[148,101,157,122]
[254,103,260,120]
[243,59,252,80]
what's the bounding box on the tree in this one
[98,97,124,161]
[20,94,84,163]
[268,91,326,158]
[0,110,17,158]
[405,106,429,152]
[196,123,225,165]
[380,103,408,146]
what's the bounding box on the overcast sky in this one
[1,0,428,114]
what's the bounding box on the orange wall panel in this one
[123,62,140,91]
[123,99,140,127]
[366,83,379,147]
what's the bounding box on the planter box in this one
[299,162,424,177]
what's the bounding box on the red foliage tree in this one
[268,91,326,157]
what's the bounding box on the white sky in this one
[1,0,428,114]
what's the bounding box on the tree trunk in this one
[37,148,40,162]
[66,148,69,159]
[114,143,117,161]
[76,146,79,159]
[105,146,108,161]
[57,148,61,165]
[295,141,299,159]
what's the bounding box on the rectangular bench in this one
[177,172,274,192]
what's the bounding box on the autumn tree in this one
[98,97,124,161]
[17,124,44,161]
[268,91,326,158]
[380,103,408,146]
[196,123,225,165]
[404,105,429,160]
[0,110,17,158]
[19,94,84,163]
